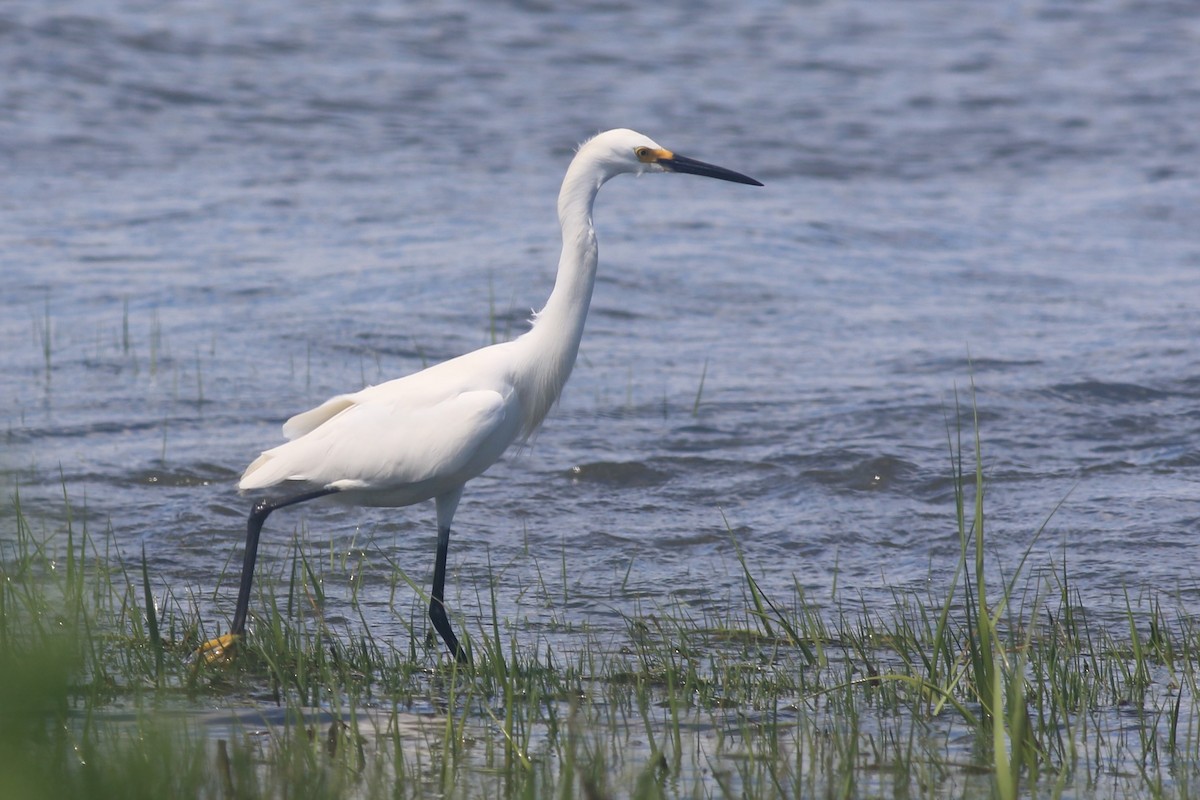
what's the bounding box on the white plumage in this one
[199,129,761,664]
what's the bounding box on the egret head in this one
[578,128,763,186]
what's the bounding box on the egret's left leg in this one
[198,487,338,662]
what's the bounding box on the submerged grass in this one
[2,402,1199,798]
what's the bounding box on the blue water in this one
[2,0,1198,662]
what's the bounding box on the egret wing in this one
[282,394,357,440]
[240,388,520,500]
[280,342,517,442]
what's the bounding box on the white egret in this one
[198,128,761,664]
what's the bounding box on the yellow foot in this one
[196,633,239,665]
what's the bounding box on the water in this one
[3,0,1199,658]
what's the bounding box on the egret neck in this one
[514,149,607,437]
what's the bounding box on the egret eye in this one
[634,146,654,162]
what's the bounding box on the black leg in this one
[230,487,338,636]
[428,520,469,663]
[429,488,469,663]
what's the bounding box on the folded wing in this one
[240,387,520,505]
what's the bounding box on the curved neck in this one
[514,156,608,433]
[540,159,604,337]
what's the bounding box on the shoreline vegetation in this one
[2,406,1197,799]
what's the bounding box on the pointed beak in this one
[660,152,763,186]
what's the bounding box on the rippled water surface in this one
[3,0,1199,656]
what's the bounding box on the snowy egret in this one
[198,129,761,664]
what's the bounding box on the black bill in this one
[661,153,763,186]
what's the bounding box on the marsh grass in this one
[2,404,1199,798]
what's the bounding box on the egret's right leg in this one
[429,488,470,663]
[199,487,338,662]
